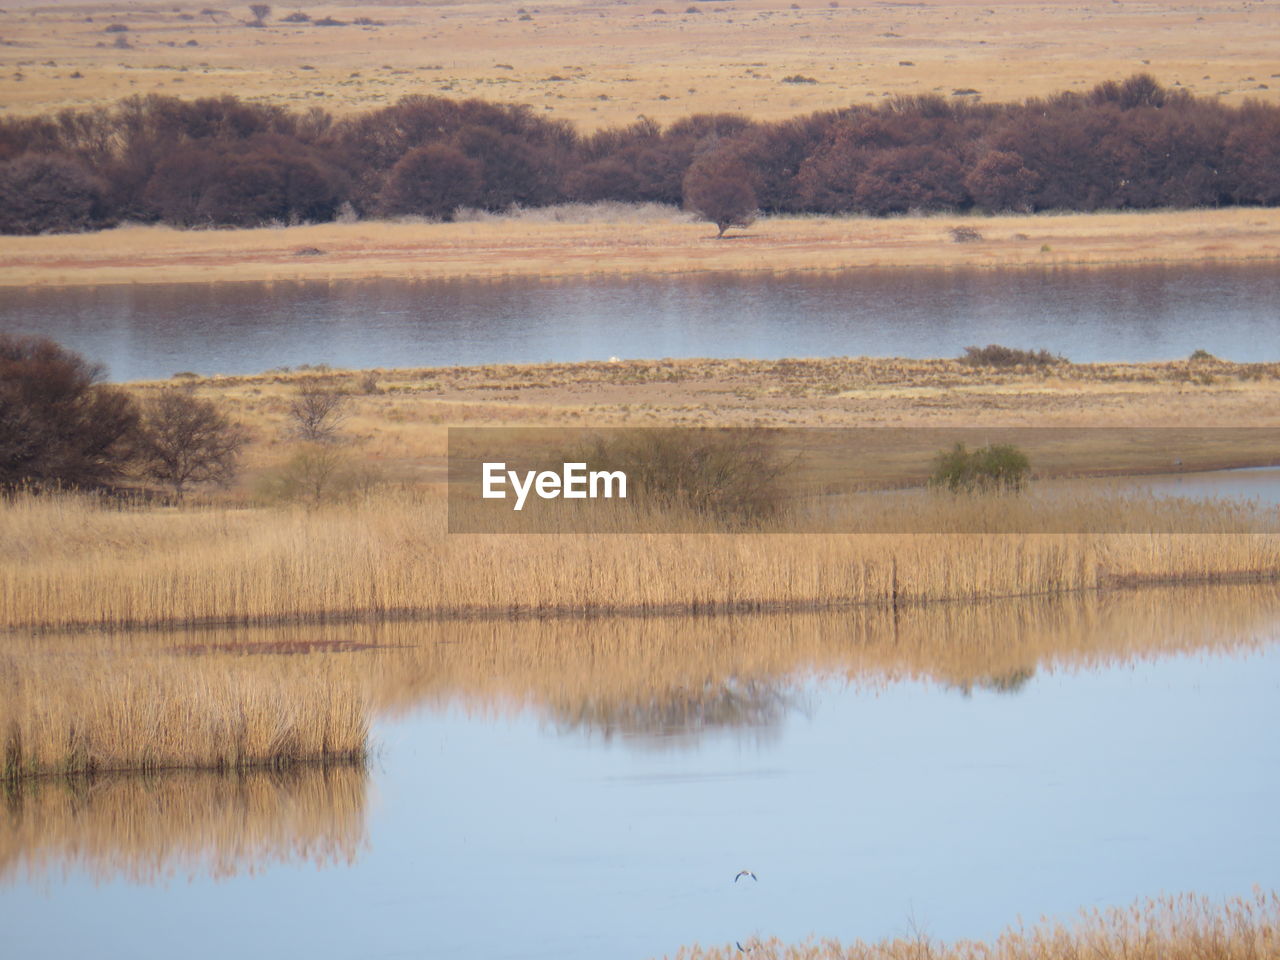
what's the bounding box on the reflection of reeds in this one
[360,584,1280,739]
[99,583,1277,744]
[5,492,1280,630]
[1,633,368,782]
[0,764,367,883]
[669,890,1280,959]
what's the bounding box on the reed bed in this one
[0,765,366,884]
[1,632,368,782]
[3,490,1280,631]
[667,890,1279,960]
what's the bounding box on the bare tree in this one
[134,391,248,500]
[248,4,272,24]
[287,382,349,443]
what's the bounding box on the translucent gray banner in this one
[447,427,1280,534]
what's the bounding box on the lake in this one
[2,262,1279,380]
[3,588,1278,960]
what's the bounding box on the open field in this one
[669,891,1279,960]
[5,356,1280,631]
[2,1,1278,131]
[3,207,1280,287]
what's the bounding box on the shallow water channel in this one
[3,262,1279,380]
[3,587,1279,959]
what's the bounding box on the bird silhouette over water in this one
[734,869,757,882]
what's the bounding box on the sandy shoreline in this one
[3,208,1280,288]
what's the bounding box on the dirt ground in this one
[1,0,1277,131]
[3,206,1279,287]
[151,356,1280,489]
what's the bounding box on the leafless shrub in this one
[0,335,138,490]
[256,444,383,506]
[287,381,350,442]
[134,390,248,500]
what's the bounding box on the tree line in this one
[2,73,1278,234]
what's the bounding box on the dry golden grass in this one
[667,890,1279,960]
[1,629,368,781]
[2,1,1277,130]
[4,487,1280,632]
[121,356,1280,493]
[3,207,1279,287]
[0,765,366,883]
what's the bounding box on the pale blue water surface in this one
[2,262,1278,380]
[3,618,1278,960]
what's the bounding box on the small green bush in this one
[931,442,1030,493]
[960,344,1067,368]
[577,428,792,523]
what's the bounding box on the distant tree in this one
[0,154,110,234]
[0,335,138,490]
[287,381,349,443]
[682,150,758,237]
[378,143,483,220]
[965,150,1040,212]
[134,390,248,500]
[248,4,272,24]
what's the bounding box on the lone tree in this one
[682,150,758,238]
[287,381,349,443]
[134,390,248,500]
[248,4,272,24]
[0,334,138,490]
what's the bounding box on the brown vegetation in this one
[5,207,1277,287]
[1,629,367,781]
[667,890,1279,960]
[4,485,1280,632]
[2,76,1279,233]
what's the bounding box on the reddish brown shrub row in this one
[1,74,1277,233]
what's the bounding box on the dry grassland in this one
[136,355,1280,476]
[669,891,1279,960]
[0,765,366,882]
[2,1,1277,131]
[4,357,1280,632]
[4,207,1279,287]
[6,484,1280,631]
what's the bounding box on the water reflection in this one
[3,585,1277,960]
[69,581,1280,743]
[0,765,367,884]
[4,263,1279,380]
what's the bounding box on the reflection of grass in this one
[5,490,1280,630]
[671,890,1279,959]
[91,583,1274,741]
[1,632,367,782]
[0,765,367,883]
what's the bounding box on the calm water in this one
[3,593,1279,960]
[2,263,1279,380]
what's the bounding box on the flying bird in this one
[734,870,757,882]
